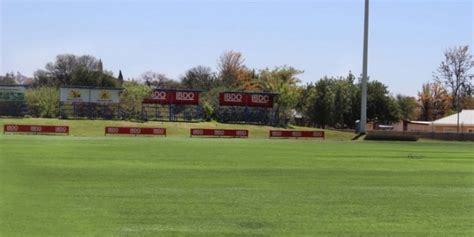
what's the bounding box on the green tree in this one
[119,81,152,119]
[141,71,182,89]
[0,73,17,85]
[257,66,302,126]
[332,77,353,128]
[181,66,216,90]
[32,54,119,88]
[25,87,59,118]
[118,70,124,86]
[366,80,400,124]
[309,77,334,129]
[395,94,419,120]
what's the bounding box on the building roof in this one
[403,120,432,125]
[432,110,474,126]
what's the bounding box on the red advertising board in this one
[219,92,274,108]
[190,128,248,138]
[105,127,166,136]
[219,92,248,106]
[172,91,199,105]
[248,93,274,108]
[143,90,199,105]
[142,90,171,104]
[3,124,69,135]
[269,130,325,139]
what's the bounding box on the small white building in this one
[431,110,474,133]
[394,110,474,133]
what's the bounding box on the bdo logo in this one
[31,126,42,132]
[5,125,18,132]
[224,93,243,102]
[272,131,282,137]
[151,91,167,100]
[55,127,67,133]
[251,94,269,104]
[176,92,195,101]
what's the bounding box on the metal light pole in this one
[360,0,369,134]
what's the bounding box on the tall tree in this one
[141,71,182,89]
[332,77,353,128]
[181,66,216,90]
[310,78,334,129]
[33,54,118,87]
[118,70,124,86]
[217,51,255,90]
[396,94,419,120]
[417,82,451,121]
[434,45,473,111]
[366,80,400,124]
[257,66,302,126]
[0,73,17,85]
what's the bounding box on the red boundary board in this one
[190,128,248,138]
[269,130,325,139]
[3,124,69,135]
[105,127,166,136]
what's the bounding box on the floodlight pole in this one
[360,0,369,134]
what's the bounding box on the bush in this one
[119,81,151,120]
[25,87,59,118]
[365,132,419,141]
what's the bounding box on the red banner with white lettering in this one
[219,92,248,106]
[219,92,274,108]
[143,90,199,105]
[142,90,171,104]
[269,130,324,139]
[4,124,69,134]
[247,93,274,108]
[190,128,248,137]
[171,91,199,105]
[105,127,166,136]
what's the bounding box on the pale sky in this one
[1,0,473,96]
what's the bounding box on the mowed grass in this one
[0,135,473,236]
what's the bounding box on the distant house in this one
[394,110,474,133]
[431,110,474,133]
[393,120,431,132]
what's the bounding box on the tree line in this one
[1,46,472,127]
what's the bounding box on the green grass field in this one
[0,119,473,236]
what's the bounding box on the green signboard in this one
[0,86,26,102]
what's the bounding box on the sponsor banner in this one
[0,86,26,102]
[190,128,248,137]
[105,127,166,136]
[90,89,120,104]
[219,92,248,106]
[60,88,121,104]
[143,90,200,105]
[142,89,171,104]
[4,124,69,134]
[248,93,274,108]
[269,130,325,139]
[60,88,90,103]
[172,91,199,105]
